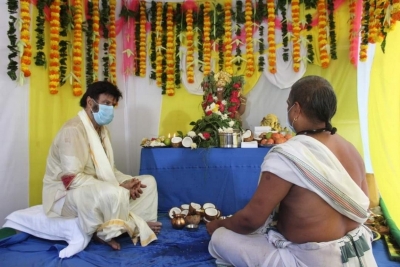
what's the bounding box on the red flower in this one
[219,103,225,112]
[233,83,241,89]
[230,96,240,104]
[202,132,211,139]
[206,93,214,103]
[206,110,212,116]
[231,90,240,98]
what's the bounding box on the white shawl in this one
[78,110,119,186]
[262,135,370,223]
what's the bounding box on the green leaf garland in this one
[7,0,18,81]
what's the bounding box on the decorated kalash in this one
[141,71,294,149]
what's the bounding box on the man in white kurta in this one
[43,81,160,248]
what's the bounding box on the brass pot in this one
[171,214,186,230]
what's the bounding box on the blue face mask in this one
[286,104,296,133]
[92,100,114,125]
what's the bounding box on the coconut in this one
[189,202,201,215]
[195,208,205,217]
[204,207,218,221]
[185,214,201,225]
[180,209,189,217]
[182,137,193,148]
[169,207,182,219]
[202,203,216,210]
[180,204,189,210]
[171,136,183,148]
[242,129,254,142]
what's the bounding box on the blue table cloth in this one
[139,147,271,215]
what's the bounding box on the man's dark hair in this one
[288,75,337,134]
[80,81,123,108]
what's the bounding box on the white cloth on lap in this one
[2,205,91,258]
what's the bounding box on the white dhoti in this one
[62,174,158,246]
[209,225,377,267]
[208,135,377,266]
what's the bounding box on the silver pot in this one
[218,130,241,148]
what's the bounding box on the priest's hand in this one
[206,219,221,236]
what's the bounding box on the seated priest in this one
[42,81,161,250]
[206,76,377,266]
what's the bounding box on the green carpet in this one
[0,227,17,239]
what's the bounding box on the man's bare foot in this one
[147,221,162,234]
[93,233,121,250]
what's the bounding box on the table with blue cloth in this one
[139,147,271,216]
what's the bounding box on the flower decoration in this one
[244,0,254,77]
[267,0,276,74]
[20,0,32,78]
[317,0,329,68]
[139,1,147,77]
[185,6,195,83]
[203,2,212,76]
[100,0,110,79]
[155,1,163,87]
[189,71,244,148]
[166,3,175,96]
[72,0,83,96]
[92,0,100,80]
[292,0,301,72]
[224,0,233,74]
[49,0,61,94]
[109,0,117,83]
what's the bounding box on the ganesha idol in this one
[201,71,247,122]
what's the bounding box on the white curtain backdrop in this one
[0,3,30,225]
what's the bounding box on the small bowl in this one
[185,224,199,231]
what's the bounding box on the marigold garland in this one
[393,0,400,21]
[20,0,32,78]
[224,0,233,75]
[267,0,276,74]
[109,0,117,83]
[155,2,163,86]
[166,3,175,96]
[317,0,329,68]
[203,1,212,76]
[360,0,370,62]
[197,5,204,72]
[92,0,100,81]
[85,0,94,85]
[292,0,301,72]
[72,0,83,96]
[49,0,61,94]
[244,0,254,77]
[139,1,147,77]
[368,0,378,43]
[186,8,195,83]
[349,0,357,65]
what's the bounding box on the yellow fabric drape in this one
[29,6,85,205]
[369,25,400,236]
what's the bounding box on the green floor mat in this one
[0,227,17,240]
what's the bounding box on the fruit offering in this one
[258,131,293,146]
[141,136,170,147]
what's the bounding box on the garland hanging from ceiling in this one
[5,0,400,96]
